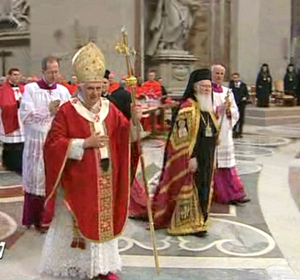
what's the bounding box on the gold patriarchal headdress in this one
[72,42,106,82]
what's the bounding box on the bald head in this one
[211,64,226,85]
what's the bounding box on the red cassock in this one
[108,82,119,94]
[44,99,130,242]
[61,82,77,95]
[0,82,24,134]
[135,85,145,99]
[142,80,162,99]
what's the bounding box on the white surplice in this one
[39,139,121,279]
[213,86,239,168]
[20,82,70,196]
[39,98,122,278]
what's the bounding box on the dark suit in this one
[109,87,132,120]
[229,80,249,136]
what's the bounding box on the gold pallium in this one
[72,42,106,83]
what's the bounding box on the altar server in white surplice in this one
[211,64,250,206]
[20,55,70,232]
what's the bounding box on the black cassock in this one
[256,73,272,107]
[191,111,217,221]
[284,71,298,96]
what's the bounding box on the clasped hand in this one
[49,100,60,115]
[83,132,109,149]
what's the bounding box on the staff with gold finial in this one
[115,28,161,274]
[219,88,233,131]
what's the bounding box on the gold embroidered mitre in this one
[72,42,106,82]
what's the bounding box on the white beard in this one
[196,94,213,112]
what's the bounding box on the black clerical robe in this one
[284,72,298,96]
[191,111,217,222]
[256,73,272,107]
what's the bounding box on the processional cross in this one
[115,28,161,274]
[0,50,12,76]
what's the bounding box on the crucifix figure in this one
[0,50,12,76]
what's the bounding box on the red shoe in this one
[98,273,119,280]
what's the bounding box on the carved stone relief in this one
[0,0,30,32]
[171,63,191,81]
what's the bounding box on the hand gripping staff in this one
[115,28,161,274]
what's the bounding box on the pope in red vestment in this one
[40,42,130,280]
[44,98,129,242]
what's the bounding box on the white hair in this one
[211,64,226,73]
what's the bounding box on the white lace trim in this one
[68,139,85,160]
[39,188,122,279]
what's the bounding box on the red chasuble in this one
[44,98,130,243]
[152,99,199,228]
[0,82,24,134]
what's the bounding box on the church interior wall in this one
[29,0,136,79]
[231,0,291,85]
[0,39,30,76]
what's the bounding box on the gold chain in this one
[200,113,210,127]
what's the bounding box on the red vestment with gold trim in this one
[44,100,130,242]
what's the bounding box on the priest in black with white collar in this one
[229,72,249,138]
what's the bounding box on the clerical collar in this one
[9,82,19,88]
[37,77,57,90]
[212,82,223,93]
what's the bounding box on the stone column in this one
[291,0,300,68]
[134,0,143,77]
[231,0,291,84]
[139,0,145,78]
[209,0,231,73]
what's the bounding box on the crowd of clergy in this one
[2,45,297,280]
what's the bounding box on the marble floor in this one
[1,124,300,280]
